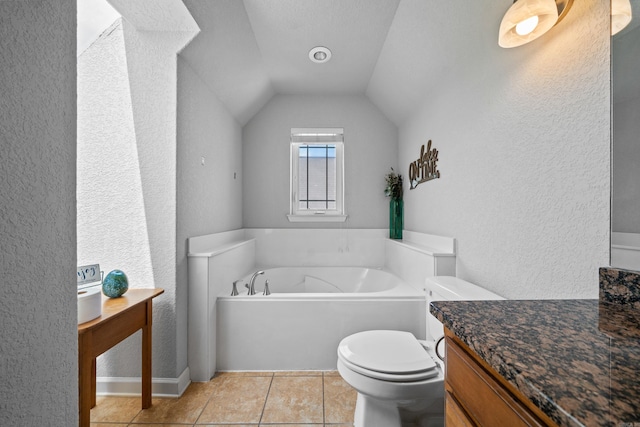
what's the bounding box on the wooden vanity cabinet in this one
[444,329,558,427]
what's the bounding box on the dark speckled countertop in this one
[430,268,640,427]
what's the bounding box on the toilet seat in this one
[338,330,439,382]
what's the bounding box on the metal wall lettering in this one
[409,140,440,190]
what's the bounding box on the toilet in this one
[337,276,504,427]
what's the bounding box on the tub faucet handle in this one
[231,280,241,296]
[263,280,271,296]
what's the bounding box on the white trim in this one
[187,229,246,254]
[188,238,255,257]
[96,367,191,398]
[611,232,640,271]
[287,214,348,223]
[291,127,343,137]
[389,239,457,257]
[612,244,640,252]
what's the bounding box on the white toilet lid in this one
[338,330,438,376]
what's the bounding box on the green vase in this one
[389,198,403,239]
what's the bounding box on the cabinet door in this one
[445,391,476,427]
[445,336,551,427]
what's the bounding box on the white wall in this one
[77,18,196,381]
[0,1,77,425]
[399,0,610,299]
[177,57,243,374]
[612,25,640,234]
[243,94,398,228]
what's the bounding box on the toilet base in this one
[353,392,444,427]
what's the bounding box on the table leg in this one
[78,333,93,427]
[91,357,97,408]
[141,300,153,409]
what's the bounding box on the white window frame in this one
[288,128,347,223]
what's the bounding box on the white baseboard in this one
[96,367,191,398]
[612,232,640,271]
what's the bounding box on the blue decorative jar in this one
[102,270,129,298]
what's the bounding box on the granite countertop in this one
[430,268,640,427]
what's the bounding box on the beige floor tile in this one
[132,380,218,424]
[130,424,194,427]
[261,376,323,424]
[323,370,341,377]
[324,376,357,424]
[196,375,272,424]
[274,370,323,376]
[90,396,142,423]
[90,423,128,427]
[215,371,274,378]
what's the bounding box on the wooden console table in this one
[78,288,164,427]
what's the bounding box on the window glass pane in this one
[297,151,308,208]
[297,144,336,211]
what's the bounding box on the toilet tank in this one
[425,276,504,342]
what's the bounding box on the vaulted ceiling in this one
[176,0,635,127]
[177,0,507,126]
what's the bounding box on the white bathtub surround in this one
[217,267,423,371]
[611,232,640,271]
[385,230,456,292]
[245,228,388,267]
[187,229,455,380]
[237,267,408,294]
[188,230,256,382]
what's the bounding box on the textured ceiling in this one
[180,0,405,125]
[109,0,199,32]
[242,0,400,95]
[178,0,616,126]
[367,0,505,126]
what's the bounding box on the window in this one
[288,128,346,222]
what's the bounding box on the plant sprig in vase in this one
[384,168,403,200]
[385,168,404,239]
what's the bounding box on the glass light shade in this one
[314,51,327,61]
[611,0,632,35]
[499,0,559,48]
[516,15,540,35]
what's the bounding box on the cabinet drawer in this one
[445,336,549,427]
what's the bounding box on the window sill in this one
[287,214,348,223]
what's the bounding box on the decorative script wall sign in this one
[409,140,440,190]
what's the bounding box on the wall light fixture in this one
[611,0,632,35]
[498,0,573,48]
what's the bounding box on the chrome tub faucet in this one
[248,270,264,295]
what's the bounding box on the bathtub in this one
[216,267,425,371]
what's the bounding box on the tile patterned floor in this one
[90,371,356,427]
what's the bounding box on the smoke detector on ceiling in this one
[309,46,332,63]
